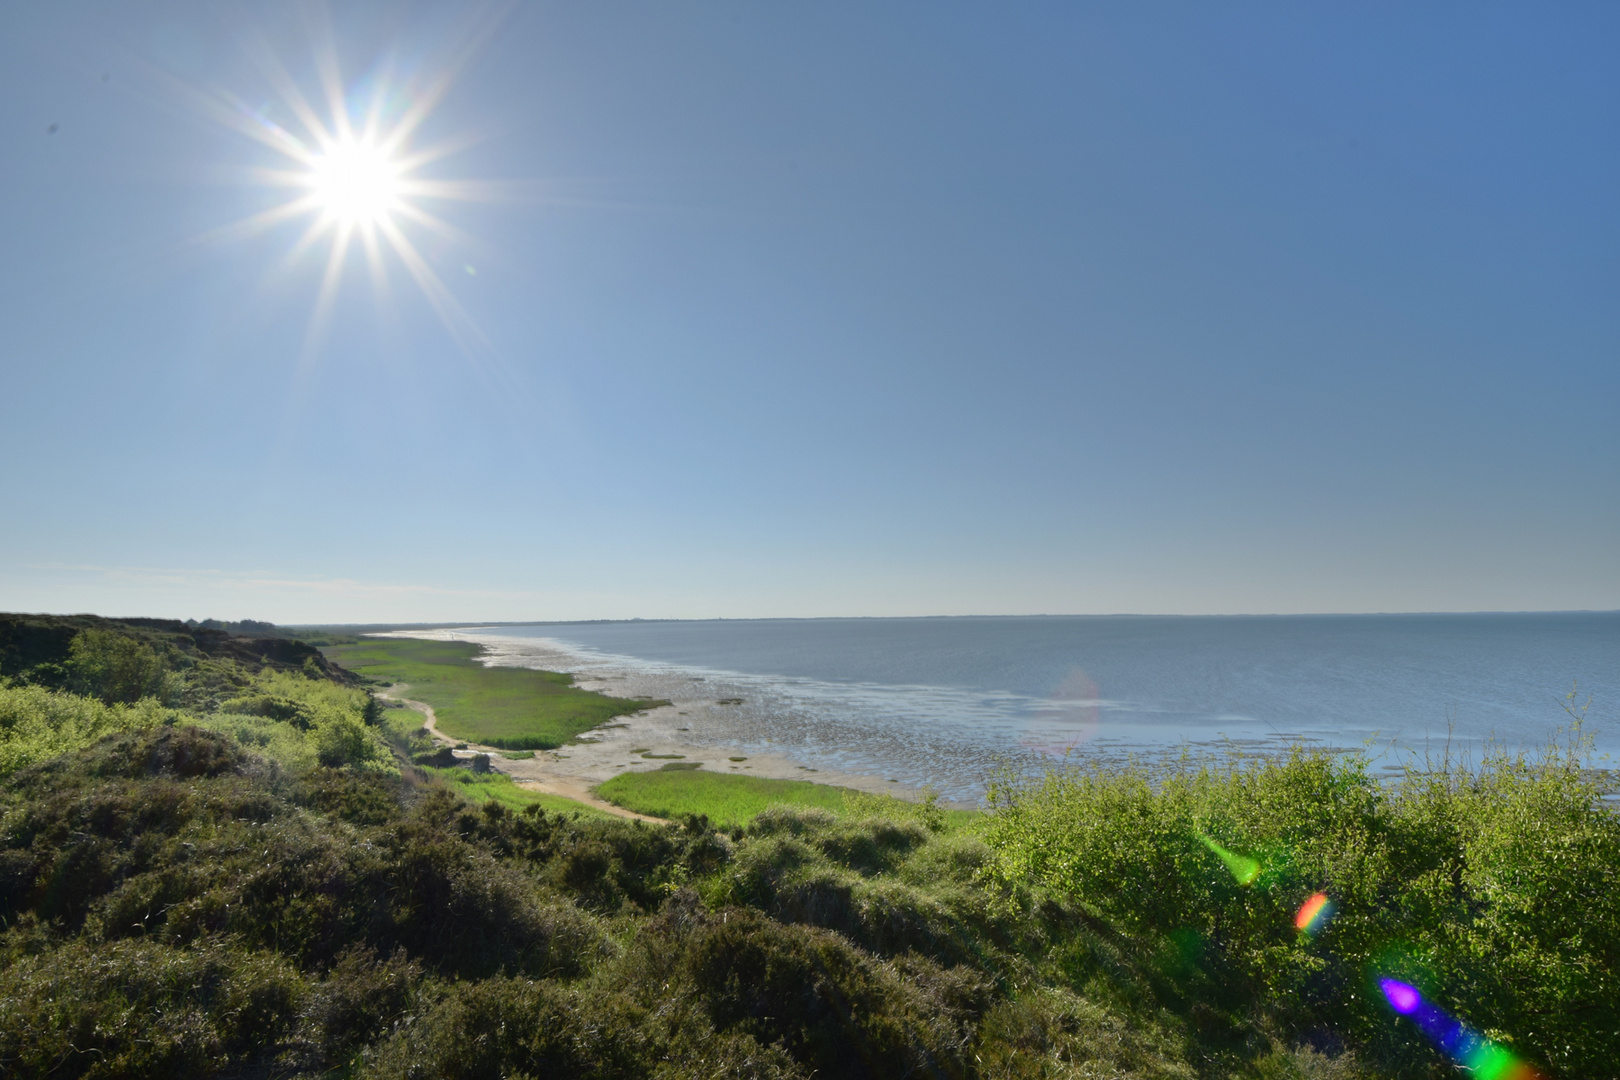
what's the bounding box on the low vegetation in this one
[416,762,617,820]
[596,766,857,828]
[0,613,1612,1079]
[982,739,1620,1079]
[319,636,666,749]
[596,767,974,832]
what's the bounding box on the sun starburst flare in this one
[157,7,514,368]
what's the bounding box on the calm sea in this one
[457,613,1618,801]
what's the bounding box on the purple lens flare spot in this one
[1380,979,1421,1015]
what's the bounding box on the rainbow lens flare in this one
[1295,892,1335,934]
[1378,980,1543,1080]
[1197,832,1259,885]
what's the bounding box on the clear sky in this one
[1,2,1616,623]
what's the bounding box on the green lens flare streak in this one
[1197,832,1260,885]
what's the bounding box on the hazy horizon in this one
[13,610,1620,632]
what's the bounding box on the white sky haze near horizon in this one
[1,2,1616,624]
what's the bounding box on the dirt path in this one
[509,776,666,823]
[377,686,446,739]
[377,685,664,823]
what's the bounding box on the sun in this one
[176,12,511,364]
[307,137,402,226]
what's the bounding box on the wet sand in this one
[374,627,1000,805]
[379,675,926,819]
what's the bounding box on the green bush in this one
[0,727,602,978]
[201,669,395,776]
[0,682,174,778]
[66,628,179,705]
[681,905,990,1079]
[0,936,304,1080]
[967,986,1197,1080]
[361,977,656,1079]
[299,945,422,1063]
[983,740,1620,1077]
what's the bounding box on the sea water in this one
[454,613,1617,801]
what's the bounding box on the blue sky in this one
[1,2,1616,622]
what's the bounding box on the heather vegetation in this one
[0,614,1613,1079]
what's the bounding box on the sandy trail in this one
[376,688,447,740]
[377,686,666,823]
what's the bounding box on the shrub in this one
[371,816,606,977]
[202,670,395,776]
[681,907,985,1080]
[361,977,655,1080]
[312,707,389,770]
[294,768,404,826]
[0,683,173,778]
[982,741,1620,1077]
[0,936,304,1080]
[298,945,422,1064]
[972,986,1196,1080]
[66,629,179,705]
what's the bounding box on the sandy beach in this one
[373,626,1008,804]
[379,667,928,820]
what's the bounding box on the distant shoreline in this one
[355,612,1620,807]
[291,608,1620,635]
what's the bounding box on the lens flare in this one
[1295,892,1335,934]
[1197,832,1259,885]
[156,7,514,371]
[1379,979,1543,1079]
[1020,670,1101,756]
[1380,979,1421,1015]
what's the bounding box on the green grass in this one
[417,764,615,820]
[594,767,977,831]
[320,637,666,750]
[597,768,854,828]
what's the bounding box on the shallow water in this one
[445,613,1617,802]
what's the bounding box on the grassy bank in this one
[596,766,978,832]
[597,767,858,828]
[320,636,666,749]
[417,763,617,820]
